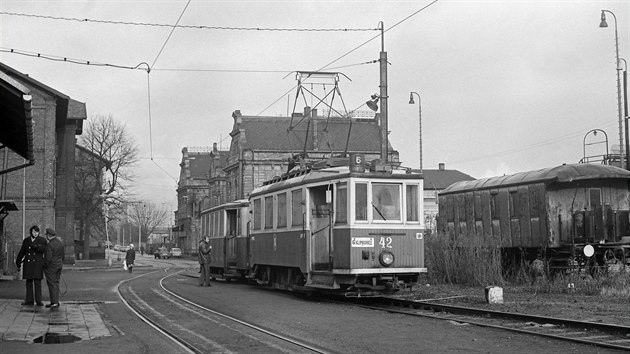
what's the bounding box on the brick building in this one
[222,108,399,202]
[174,147,213,253]
[0,62,86,267]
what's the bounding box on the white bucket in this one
[485,286,503,304]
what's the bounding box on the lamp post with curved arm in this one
[409,91,423,173]
[599,10,624,168]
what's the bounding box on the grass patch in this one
[425,232,630,298]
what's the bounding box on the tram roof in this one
[203,199,249,214]
[440,163,630,195]
[250,165,423,197]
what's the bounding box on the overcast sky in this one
[2,0,628,210]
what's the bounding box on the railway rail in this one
[352,296,630,351]
[116,268,329,354]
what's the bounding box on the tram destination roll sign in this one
[351,237,374,247]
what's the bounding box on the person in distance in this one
[126,244,136,273]
[198,236,212,287]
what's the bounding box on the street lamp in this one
[599,10,624,168]
[620,58,629,169]
[409,91,423,173]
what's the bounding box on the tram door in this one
[225,209,238,270]
[310,186,332,270]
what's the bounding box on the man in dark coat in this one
[125,244,136,273]
[16,225,47,306]
[44,228,64,309]
[198,236,212,287]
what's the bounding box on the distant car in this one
[169,248,182,258]
[157,247,170,259]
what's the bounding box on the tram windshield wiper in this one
[371,202,387,221]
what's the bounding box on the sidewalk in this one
[0,257,137,344]
[0,300,111,343]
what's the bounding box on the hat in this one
[129,243,134,248]
[45,228,56,236]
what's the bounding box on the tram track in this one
[349,296,630,351]
[116,268,330,354]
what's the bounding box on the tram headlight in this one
[379,251,395,267]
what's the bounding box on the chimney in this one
[439,163,445,171]
[304,106,311,117]
[311,108,317,118]
[232,110,242,125]
[213,142,218,153]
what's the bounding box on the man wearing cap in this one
[125,243,136,273]
[198,236,212,287]
[43,228,64,309]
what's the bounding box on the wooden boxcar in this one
[437,163,630,269]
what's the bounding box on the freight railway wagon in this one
[437,163,630,271]
[201,161,427,296]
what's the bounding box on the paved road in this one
[1,253,617,353]
[0,252,196,354]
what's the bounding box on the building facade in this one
[0,63,86,268]
[174,147,212,253]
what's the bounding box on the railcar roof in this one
[250,166,422,197]
[205,199,249,213]
[440,163,630,195]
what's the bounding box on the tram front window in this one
[372,183,401,221]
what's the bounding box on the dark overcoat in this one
[44,237,65,271]
[16,236,47,279]
[125,248,136,265]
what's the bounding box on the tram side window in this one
[277,192,287,228]
[253,199,262,230]
[372,183,401,221]
[291,189,303,227]
[335,182,347,225]
[355,183,368,221]
[406,184,419,222]
[264,196,274,229]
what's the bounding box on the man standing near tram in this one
[198,236,212,287]
[44,228,64,309]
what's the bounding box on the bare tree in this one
[75,115,138,259]
[128,201,169,248]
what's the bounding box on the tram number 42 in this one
[379,237,393,248]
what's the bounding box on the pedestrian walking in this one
[15,225,47,306]
[198,236,212,287]
[125,244,136,273]
[43,228,64,309]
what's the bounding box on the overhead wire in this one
[146,0,191,184]
[0,11,377,32]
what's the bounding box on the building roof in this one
[422,168,475,190]
[0,70,34,165]
[441,163,630,195]
[188,153,213,180]
[232,111,396,155]
[0,62,87,169]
